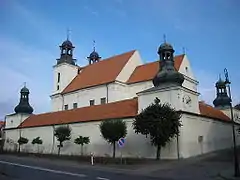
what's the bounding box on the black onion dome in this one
[61,40,73,47]
[213,96,231,108]
[153,70,184,87]
[20,86,29,93]
[89,51,100,59]
[14,103,33,114]
[216,79,226,87]
[158,42,174,53]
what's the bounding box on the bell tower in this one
[51,33,79,112]
[52,35,79,95]
[213,76,231,109]
[138,37,200,114]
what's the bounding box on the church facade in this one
[3,38,240,159]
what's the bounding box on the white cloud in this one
[84,5,99,16]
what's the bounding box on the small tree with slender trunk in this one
[17,137,28,153]
[74,136,90,155]
[133,98,182,160]
[99,119,127,158]
[54,125,71,156]
[32,137,43,153]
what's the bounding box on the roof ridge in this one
[134,54,185,69]
[29,98,137,116]
[102,50,136,62]
[19,98,138,128]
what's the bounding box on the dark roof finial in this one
[24,82,26,87]
[163,34,166,43]
[93,40,96,51]
[67,28,71,40]
[182,47,186,54]
[219,74,222,81]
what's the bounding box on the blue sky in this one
[0,0,239,119]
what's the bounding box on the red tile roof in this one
[62,50,136,94]
[18,98,230,129]
[0,121,5,129]
[19,98,138,128]
[127,55,184,84]
[199,101,230,122]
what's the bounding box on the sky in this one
[0,0,239,120]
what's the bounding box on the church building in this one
[3,38,240,159]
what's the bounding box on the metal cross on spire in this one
[163,34,166,43]
[218,73,223,81]
[67,28,71,40]
[93,40,96,51]
[183,47,186,54]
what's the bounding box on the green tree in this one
[32,137,43,153]
[99,119,127,158]
[132,98,182,160]
[17,136,28,153]
[54,126,71,156]
[74,136,90,155]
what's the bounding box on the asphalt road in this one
[0,155,167,180]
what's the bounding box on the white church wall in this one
[179,114,240,158]
[58,81,152,111]
[5,113,30,129]
[3,119,179,159]
[182,76,198,92]
[116,51,143,82]
[62,85,107,109]
[127,81,154,98]
[4,129,19,152]
[52,63,79,95]
[4,115,238,159]
[138,86,200,114]
[51,94,63,111]
[222,109,240,124]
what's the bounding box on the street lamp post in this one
[224,68,240,177]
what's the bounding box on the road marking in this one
[96,177,110,180]
[0,160,86,178]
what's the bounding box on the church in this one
[3,38,240,159]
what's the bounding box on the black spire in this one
[56,30,76,65]
[213,76,231,109]
[14,83,34,114]
[87,40,101,65]
[152,37,184,87]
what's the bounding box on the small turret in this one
[14,83,34,114]
[87,40,101,65]
[213,76,231,109]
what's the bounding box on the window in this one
[57,73,60,83]
[185,67,188,72]
[198,136,203,143]
[57,85,59,90]
[73,103,78,109]
[90,100,95,106]
[64,104,68,110]
[101,97,106,104]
